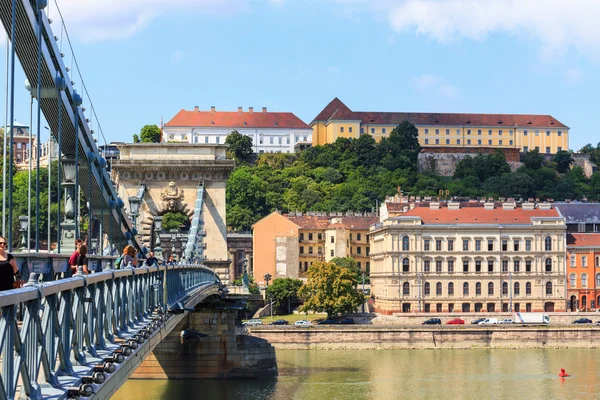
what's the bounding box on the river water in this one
[113,349,599,399]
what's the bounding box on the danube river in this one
[113,349,598,399]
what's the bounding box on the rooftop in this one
[567,233,600,247]
[400,206,560,225]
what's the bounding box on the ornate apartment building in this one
[252,211,378,287]
[312,98,569,154]
[162,106,313,153]
[369,202,567,314]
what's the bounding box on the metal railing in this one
[0,253,221,399]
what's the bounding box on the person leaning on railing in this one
[0,236,19,291]
[76,244,90,274]
[122,245,137,268]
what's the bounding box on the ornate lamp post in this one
[264,273,273,318]
[18,216,28,251]
[170,228,178,261]
[60,155,78,253]
[153,216,163,260]
[128,195,141,230]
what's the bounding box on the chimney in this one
[249,107,254,114]
[238,107,243,113]
[429,202,440,210]
[484,202,495,210]
[194,106,199,112]
[539,203,552,210]
[210,106,215,113]
[262,107,267,113]
[502,202,516,210]
[522,202,535,211]
[448,202,460,210]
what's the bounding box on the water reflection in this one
[113,349,600,400]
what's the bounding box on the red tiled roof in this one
[284,215,379,230]
[567,233,600,247]
[401,207,560,225]
[165,109,311,129]
[312,98,568,129]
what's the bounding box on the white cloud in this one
[564,68,582,84]
[50,0,248,42]
[412,73,458,98]
[386,0,600,59]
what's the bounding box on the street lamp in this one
[170,228,178,261]
[264,273,272,288]
[153,216,163,259]
[19,216,28,251]
[91,237,98,255]
[128,195,141,229]
[264,273,273,319]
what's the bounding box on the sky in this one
[2,0,600,151]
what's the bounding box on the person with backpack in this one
[119,245,137,268]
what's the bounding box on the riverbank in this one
[248,325,600,350]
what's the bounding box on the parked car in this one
[294,320,313,327]
[270,319,289,325]
[573,318,593,324]
[471,317,487,325]
[498,319,514,324]
[242,319,263,326]
[422,318,441,325]
[479,318,498,325]
[318,319,339,325]
[338,318,355,325]
[446,318,465,325]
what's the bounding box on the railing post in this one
[1,305,16,397]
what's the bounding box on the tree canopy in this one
[298,261,364,318]
[266,278,303,312]
[133,125,161,143]
[225,130,253,164]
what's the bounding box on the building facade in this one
[369,202,567,314]
[163,106,313,154]
[312,98,569,154]
[252,211,378,287]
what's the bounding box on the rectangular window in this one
[436,260,442,273]
[463,260,469,273]
[287,137,290,144]
[478,129,482,135]
[448,260,454,273]
[558,147,562,152]
[350,233,352,240]
[349,127,353,133]
[523,146,528,152]
[488,140,492,145]
[330,236,334,243]
[295,136,299,143]
[456,129,460,134]
[514,240,520,251]
[300,246,304,254]
[463,240,469,251]
[499,130,503,136]
[467,140,471,145]
[546,130,551,136]
[475,240,481,251]
[360,128,364,134]
[309,247,313,254]
[304,262,308,271]
[488,240,494,251]
[526,260,532,272]
[278,137,282,144]
[502,240,508,251]
[205,136,209,144]
[457,139,461,145]
[366,247,370,256]
[535,146,539,151]
[467,129,471,135]
[382,128,386,134]
[216,137,220,144]
[446,139,450,145]
[357,233,361,241]
[502,260,508,272]
[436,240,442,251]
[269,137,273,144]
[525,240,531,251]
[366,262,370,273]
[318,233,322,240]
[514,260,520,273]
[340,127,344,133]
[425,128,429,134]
[546,147,551,154]
[448,240,454,251]
[509,129,513,135]
[371,128,375,134]
[524,130,528,136]
[488,130,492,135]
[436,129,439,135]
[300,233,304,241]
[509,140,513,145]
[478,140,482,145]
[308,233,313,241]
[330,249,334,257]
[582,256,588,267]
[435,139,439,145]
[446,129,450,135]
[357,247,361,255]
[424,240,430,251]
[475,260,481,272]
[424,260,430,273]
[425,139,429,144]
[499,140,503,145]
[488,260,494,273]
[570,255,576,267]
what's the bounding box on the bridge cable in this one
[2,34,8,238]
[7,0,17,252]
[35,1,43,252]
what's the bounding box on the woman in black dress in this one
[0,236,18,291]
[77,244,90,274]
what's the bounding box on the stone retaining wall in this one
[249,326,600,350]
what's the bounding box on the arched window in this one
[545,236,552,251]
[475,282,481,295]
[545,258,552,272]
[545,281,553,295]
[582,274,588,288]
[436,282,442,296]
[488,282,494,295]
[402,258,410,272]
[463,282,469,296]
[402,282,410,295]
[424,282,431,296]
[514,282,520,295]
[526,282,532,295]
[448,282,454,296]
[570,273,576,288]
[502,282,508,295]
[402,236,410,251]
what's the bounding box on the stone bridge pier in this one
[131,305,277,379]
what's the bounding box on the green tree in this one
[226,166,269,230]
[139,125,161,143]
[523,149,544,170]
[298,261,364,318]
[266,278,303,312]
[132,134,140,143]
[162,211,189,230]
[225,130,253,165]
[330,257,362,281]
[553,150,574,173]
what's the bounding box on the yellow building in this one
[312,98,569,154]
[252,211,378,285]
[369,201,567,314]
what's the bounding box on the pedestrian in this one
[0,236,18,291]
[145,251,159,267]
[167,254,175,266]
[76,244,90,274]
[122,245,137,268]
[69,239,83,276]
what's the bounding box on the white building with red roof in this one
[162,105,313,154]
